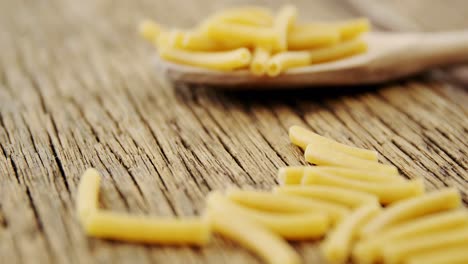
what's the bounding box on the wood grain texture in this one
[0,0,466,263]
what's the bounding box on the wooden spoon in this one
[156,31,468,87]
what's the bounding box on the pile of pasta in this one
[76,125,467,264]
[138,5,369,76]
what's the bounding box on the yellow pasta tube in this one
[156,29,184,49]
[209,6,273,26]
[159,47,251,71]
[407,245,468,264]
[381,227,468,264]
[277,166,307,185]
[205,22,277,49]
[280,166,403,184]
[273,5,297,51]
[84,210,211,245]
[288,26,340,50]
[266,51,310,77]
[139,19,163,43]
[210,208,301,264]
[335,18,370,40]
[304,144,397,176]
[180,31,223,51]
[289,125,378,161]
[207,192,329,240]
[360,188,461,238]
[321,204,381,264]
[273,185,378,208]
[76,168,101,225]
[308,39,367,64]
[302,169,424,204]
[353,210,468,264]
[226,189,350,224]
[250,47,270,76]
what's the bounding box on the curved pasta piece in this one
[308,39,367,64]
[302,169,423,204]
[381,227,468,264]
[250,47,270,76]
[210,207,301,264]
[273,5,297,51]
[289,126,378,161]
[288,26,340,50]
[360,188,461,238]
[277,166,307,185]
[353,210,468,264]
[304,143,397,176]
[207,192,329,240]
[321,204,381,264]
[139,19,163,43]
[77,168,101,225]
[159,47,251,71]
[226,189,350,224]
[273,185,379,208]
[180,31,223,51]
[407,245,468,264]
[84,210,211,245]
[205,22,277,49]
[266,51,310,76]
[335,18,370,40]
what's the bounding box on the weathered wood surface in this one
[0,0,466,263]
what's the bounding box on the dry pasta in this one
[226,189,350,224]
[407,245,468,264]
[321,203,381,264]
[381,227,468,264]
[180,31,223,51]
[250,47,271,76]
[274,185,379,208]
[139,19,162,43]
[304,144,397,176]
[207,192,329,240]
[267,51,310,76]
[335,18,370,40]
[159,47,251,71]
[208,6,273,26]
[353,210,468,264]
[288,26,340,50]
[289,125,378,161]
[210,207,301,264]
[360,188,461,238]
[205,22,277,49]
[302,169,424,204]
[279,166,403,184]
[76,168,101,225]
[273,4,297,51]
[309,38,367,64]
[84,210,211,245]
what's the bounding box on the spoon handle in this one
[420,31,468,66]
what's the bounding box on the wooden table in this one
[0,0,466,263]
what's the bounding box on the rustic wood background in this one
[0,0,466,263]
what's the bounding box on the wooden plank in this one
[0,0,466,263]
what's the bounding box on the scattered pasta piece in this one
[210,207,301,264]
[273,4,297,51]
[267,51,310,76]
[274,185,379,208]
[381,227,468,264]
[321,203,381,264]
[304,144,397,176]
[353,210,468,264]
[84,210,211,245]
[226,189,350,224]
[250,47,271,76]
[289,125,378,161]
[407,245,468,264]
[279,166,403,185]
[207,192,329,240]
[360,188,461,238]
[159,47,251,71]
[302,169,424,204]
[288,26,340,50]
[309,38,367,64]
[76,168,101,225]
